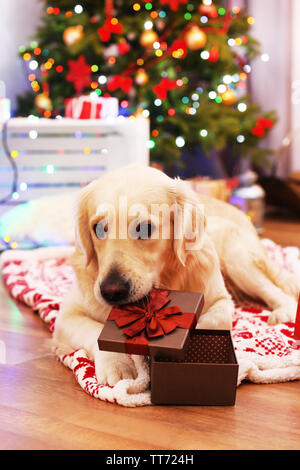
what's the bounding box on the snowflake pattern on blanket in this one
[1,239,300,407]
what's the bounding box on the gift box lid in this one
[98,289,204,360]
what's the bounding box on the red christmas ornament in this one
[158,0,187,11]
[153,77,177,100]
[107,75,132,93]
[66,55,92,93]
[97,17,123,42]
[208,46,219,62]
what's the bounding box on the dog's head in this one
[75,165,206,306]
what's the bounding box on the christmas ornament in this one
[220,89,237,106]
[34,92,52,111]
[208,46,219,63]
[140,29,159,48]
[97,17,123,42]
[185,26,207,50]
[135,68,149,85]
[66,55,92,93]
[153,77,177,100]
[159,0,188,11]
[63,25,84,46]
[198,3,218,18]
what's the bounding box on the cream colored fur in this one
[52,165,299,386]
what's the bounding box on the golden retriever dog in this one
[53,165,299,386]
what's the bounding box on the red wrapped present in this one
[64,95,118,119]
[98,288,204,360]
[293,295,300,349]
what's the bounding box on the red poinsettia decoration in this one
[153,77,177,100]
[66,55,91,93]
[98,17,123,42]
[251,117,274,138]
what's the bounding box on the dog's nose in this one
[100,270,131,304]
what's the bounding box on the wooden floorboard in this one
[0,212,300,450]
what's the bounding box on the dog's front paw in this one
[197,299,234,330]
[268,302,297,325]
[94,349,138,386]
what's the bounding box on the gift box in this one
[186,177,232,202]
[151,329,239,405]
[292,295,300,349]
[64,95,118,119]
[98,289,204,360]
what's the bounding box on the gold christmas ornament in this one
[140,29,159,48]
[34,92,53,111]
[63,25,84,46]
[135,68,149,85]
[185,26,207,50]
[221,89,237,106]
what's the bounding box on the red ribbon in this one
[108,289,196,354]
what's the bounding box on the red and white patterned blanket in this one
[1,239,300,407]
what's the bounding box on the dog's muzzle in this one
[100,269,131,305]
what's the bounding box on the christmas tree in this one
[16,0,277,172]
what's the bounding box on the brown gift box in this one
[98,289,204,361]
[151,329,239,406]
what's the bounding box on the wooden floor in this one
[0,213,300,451]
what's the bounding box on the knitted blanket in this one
[1,239,300,407]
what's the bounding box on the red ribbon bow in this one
[108,289,196,340]
[97,18,123,42]
[152,77,177,100]
[251,117,274,138]
[107,74,133,93]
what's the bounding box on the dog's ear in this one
[171,178,206,266]
[75,182,95,266]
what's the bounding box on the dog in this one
[53,165,299,386]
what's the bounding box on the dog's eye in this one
[93,221,108,239]
[135,221,155,240]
